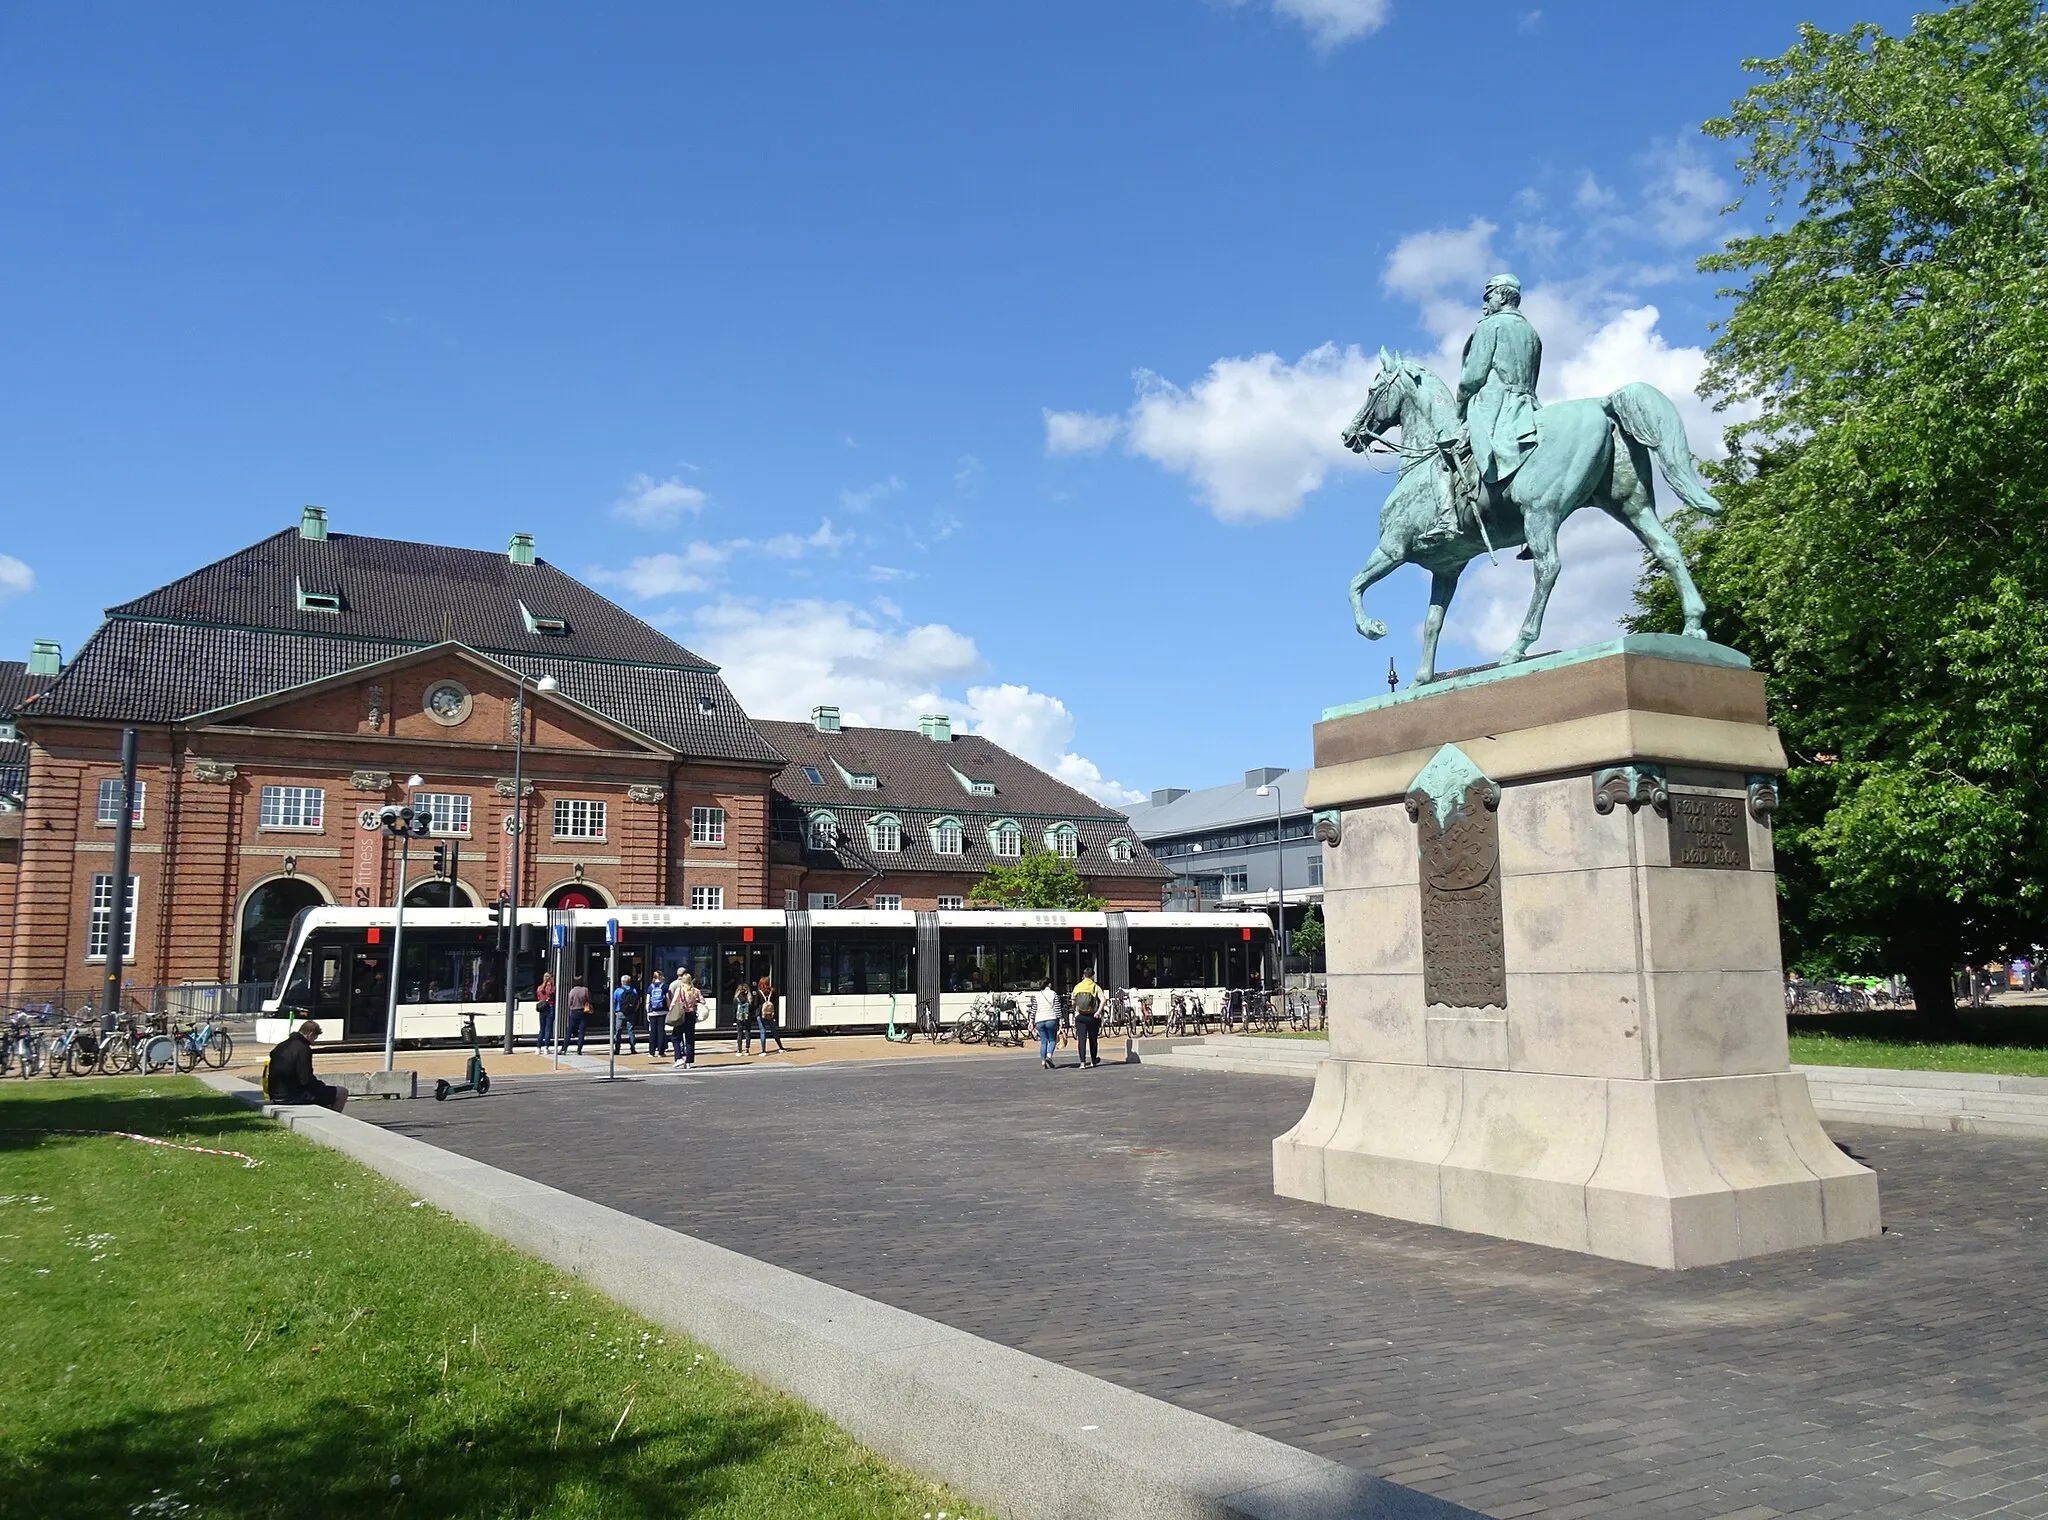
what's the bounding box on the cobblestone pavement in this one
[366,1058,2048,1519]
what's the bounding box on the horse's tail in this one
[1605,382,1723,517]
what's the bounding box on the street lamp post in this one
[1255,780,1288,990]
[503,672,560,1054]
[379,775,429,1073]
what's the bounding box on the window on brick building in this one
[690,885,724,910]
[872,893,902,911]
[96,777,145,827]
[1108,837,1134,862]
[258,785,325,830]
[783,889,799,910]
[553,798,606,839]
[1045,823,1079,859]
[808,812,838,850]
[937,895,965,910]
[808,892,838,909]
[867,815,901,853]
[410,792,472,836]
[930,817,963,855]
[691,806,726,846]
[990,820,1021,858]
[87,873,138,962]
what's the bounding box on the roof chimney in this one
[918,713,952,742]
[299,505,328,541]
[26,639,61,676]
[1245,767,1286,789]
[811,705,841,734]
[508,532,536,566]
[1149,787,1189,808]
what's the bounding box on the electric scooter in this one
[434,1013,490,1101]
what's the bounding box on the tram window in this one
[942,939,996,994]
[400,930,505,1004]
[812,936,912,995]
[643,940,720,993]
[1000,937,1052,993]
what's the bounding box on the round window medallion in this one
[422,679,472,726]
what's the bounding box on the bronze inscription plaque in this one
[1413,780,1507,1010]
[1667,792,1750,870]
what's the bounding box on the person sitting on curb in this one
[265,1018,347,1111]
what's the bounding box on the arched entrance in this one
[542,880,612,911]
[237,876,330,988]
[403,879,481,909]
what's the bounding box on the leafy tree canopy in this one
[1291,904,1326,960]
[966,847,1106,911]
[1630,0,2048,1015]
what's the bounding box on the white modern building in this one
[1123,768,1321,954]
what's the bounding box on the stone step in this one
[1144,1043,2048,1136]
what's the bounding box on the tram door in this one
[1052,937,1103,993]
[716,943,780,1024]
[309,941,390,1042]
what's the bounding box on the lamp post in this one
[503,672,560,1054]
[1255,779,1288,990]
[379,775,429,1073]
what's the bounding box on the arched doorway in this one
[542,880,611,911]
[237,876,330,988]
[403,879,481,910]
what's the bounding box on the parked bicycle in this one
[2,1010,48,1078]
[171,1015,235,1072]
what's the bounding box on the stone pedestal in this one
[1274,634,1880,1269]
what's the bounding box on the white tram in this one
[258,905,1272,1047]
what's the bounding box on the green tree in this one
[966,847,1107,911]
[1630,0,2048,1018]
[1291,904,1325,961]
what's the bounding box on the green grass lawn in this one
[0,1078,982,1520]
[1788,1006,2048,1078]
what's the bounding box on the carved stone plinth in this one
[1275,635,1880,1269]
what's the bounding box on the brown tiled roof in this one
[30,622,783,765]
[110,528,711,668]
[0,660,55,794]
[757,719,1166,881]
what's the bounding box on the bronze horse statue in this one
[1340,351,1722,683]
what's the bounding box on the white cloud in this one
[588,543,731,599]
[0,555,33,600]
[611,474,706,528]
[1124,344,1380,521]
[1383,218,1497,302]
[1635,136,1731,247]
[1518,8,1543,32]
[1239,0,1391,49]
[1043,409,1122,456]
[688,599,1142,805]
[839,476,903,513]
[866,565,912,582]
[762,518,853,559]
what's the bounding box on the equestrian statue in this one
[1340,272,1722,684]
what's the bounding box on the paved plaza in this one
[366,1056,2048,1519]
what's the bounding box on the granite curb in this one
[195,1071,1478,1520]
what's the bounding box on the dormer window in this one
[294,577,343,614]
[930,817,964,856]
[868,815,902,853]
[519,602,570,636]
[949,765,997,797]
[832,757,878,790]
[1045,823,1080,859]
[808,811,839,850]
[1108,837,1134,862]
[990,820,1022,858]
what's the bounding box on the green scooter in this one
[434,1013,490,1101]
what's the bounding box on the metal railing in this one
[5,981,270,1030]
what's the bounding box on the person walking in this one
[644,968,668,1059]
[734,979,755,1054]
[756,972,785,1053]
[535,971,556,1054]
[668,969,701,1070]
[563,978,591,1053]
[611,973,640,1056]
[1033,978,1061,1069]
[1071,968,1103,1068]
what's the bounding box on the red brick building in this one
[1,509,1168,1001]
[759,709,1166,912]
[3,509,782,999]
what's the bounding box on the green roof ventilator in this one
[299,506,328,541]
[519,601,570,636]
[26,639,61,676]
[294,577,344,615]
[508,532,536,566]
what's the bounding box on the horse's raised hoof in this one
[1356,617,1388,641]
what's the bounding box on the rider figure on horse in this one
[1437,272,1542,538]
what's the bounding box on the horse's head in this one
[1341,347,1421,453]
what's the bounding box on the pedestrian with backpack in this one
[644,969,668,1059]
[1071,968,1104,1068]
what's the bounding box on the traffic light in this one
[487,899,504,930]
[432,844,448,876]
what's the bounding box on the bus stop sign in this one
[606,918,622,944]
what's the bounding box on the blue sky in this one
[0,0,1921,802]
